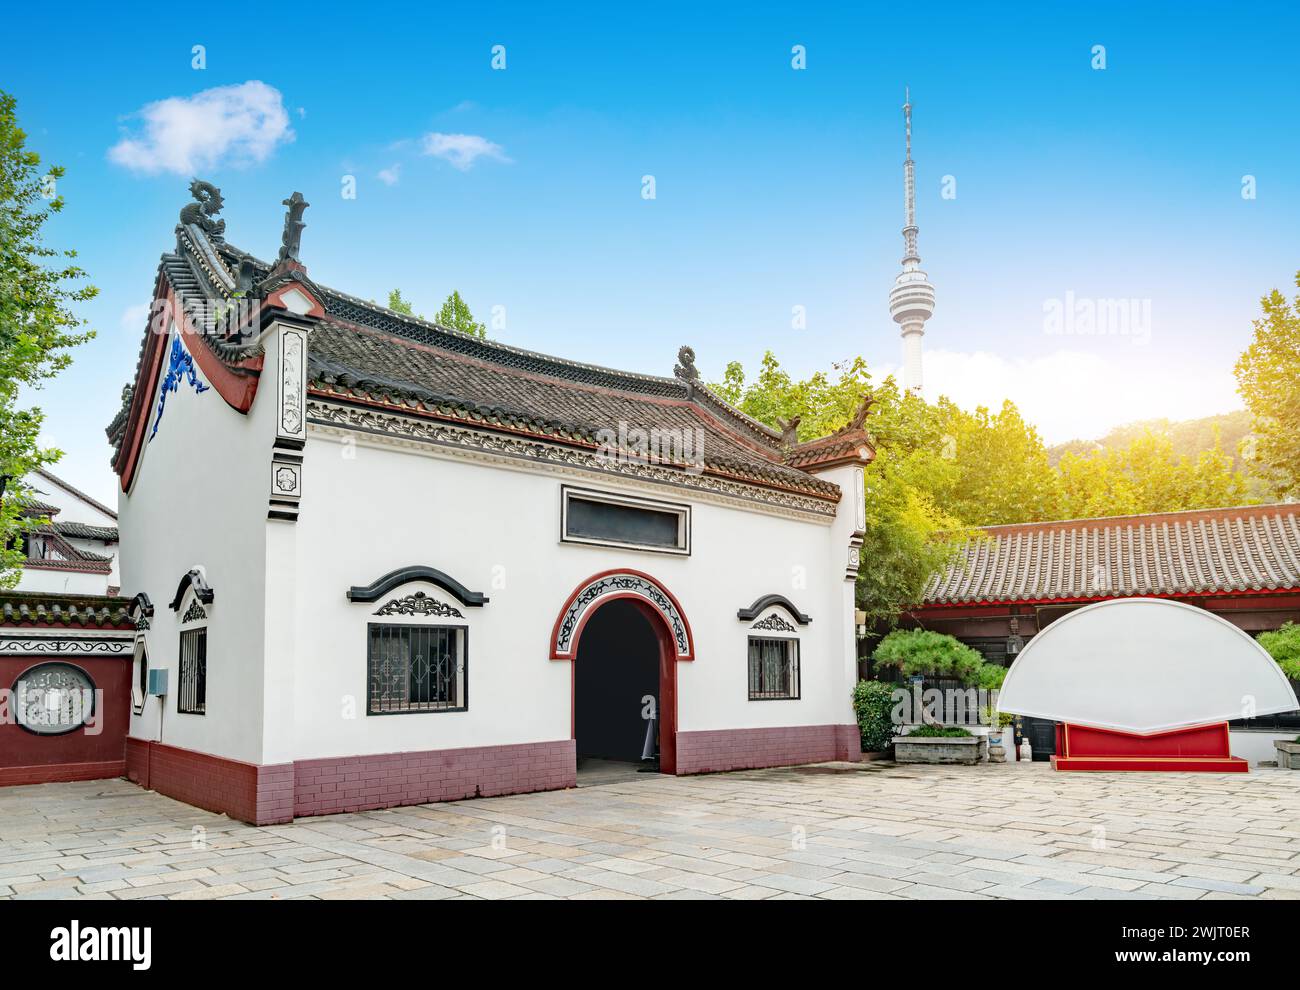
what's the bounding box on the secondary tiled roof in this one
[52,521,119,543]
[922,503,1300,606]
[0,592,131,629]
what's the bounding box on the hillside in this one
[1048,410,1273,502]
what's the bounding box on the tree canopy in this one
[713,349,1262,624]
[435,290,487,339]
[0,90,95,587]
[1235,270,1300,498]
[385,288,487,339]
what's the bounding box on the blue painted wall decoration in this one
[150,335,210,440]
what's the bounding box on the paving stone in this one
[1169,876,1267,896]
[5,765,1300,901]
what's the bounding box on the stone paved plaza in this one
[2,761,1300,900]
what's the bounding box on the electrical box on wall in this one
[147,669,168,696]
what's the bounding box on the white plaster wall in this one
[1230,729,1300,766]
[23,471,118,528]
[14,566,108,596]
[283,429,860,762]
[120,325,278,764]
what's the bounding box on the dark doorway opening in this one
[574,599,661,777]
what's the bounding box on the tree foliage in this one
[387,288,487,339]
[712,354,967,624]
[386,288,420,318]
[435,290,486,339]
[871,628,985,683]
[931,398,1060,526]
[1054,429,1249,519]
[713,346,1267,625]
[1258,622,1300,681]
[851,679,897,752]
[1235,271,1300,498]
[0,90,95,587]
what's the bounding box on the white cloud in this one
[119,302,151,333]
[109,81,294,175]
[891,348,1243,445]
[377,163,402,186]
[420,132,510,171]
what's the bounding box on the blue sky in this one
[7,0,1300,502]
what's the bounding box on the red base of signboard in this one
[1049,721,1247,772]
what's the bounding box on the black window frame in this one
[366,622,469,716]
[131,637,148,715]
[177,627,207,715]
[747,635,801,701]
[560,485,691,556]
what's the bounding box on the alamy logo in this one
[49,922,151,970]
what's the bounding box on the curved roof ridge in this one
[215,241,785,449]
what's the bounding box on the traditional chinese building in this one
[899,503,1300,763]
[9,469,120,596]
[103,182,872,824]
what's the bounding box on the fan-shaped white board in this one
[996,597,1298,734]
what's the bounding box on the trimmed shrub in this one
[872,628,984,684]
[852,679,897,753]
[904,724,972,738]
[1258,622,1300,681]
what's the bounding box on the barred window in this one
[368,624,467,715]
[178,628,207,715]
[748,636,800,700]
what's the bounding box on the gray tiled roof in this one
[0,592,131,628]
[922,503,1300,606]
[52,521,120,543]
[108,225,843,501]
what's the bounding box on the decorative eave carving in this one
[736,594,812,625]
[347,566,489,607]
[308,400,840,522]
[374,592,464,618]
[751,613,798,633]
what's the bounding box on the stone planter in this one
[1275,740,1300,770]
[893,734,988,765]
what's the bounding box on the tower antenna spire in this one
[887,87,936,394]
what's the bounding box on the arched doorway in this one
[574,600,662,774]
[551,570,694,775]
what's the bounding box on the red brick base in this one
[123,726,857,825]
[294,739,577,818]
[675,723,862,775]
[125,737,577,825]
[125,738,294,825]
[0,760,126,787]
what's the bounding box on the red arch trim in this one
[549,569,695,661]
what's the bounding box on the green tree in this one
[436,290,486,339]
[0,91,95,587]
[1257,622,1300,681]
[1235,271,1300,498]
[1055,429,1251,519]
[932,398,1062,525]
[387,288,420,318]
[710,354,966,624]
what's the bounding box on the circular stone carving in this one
[12,662,96,735]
